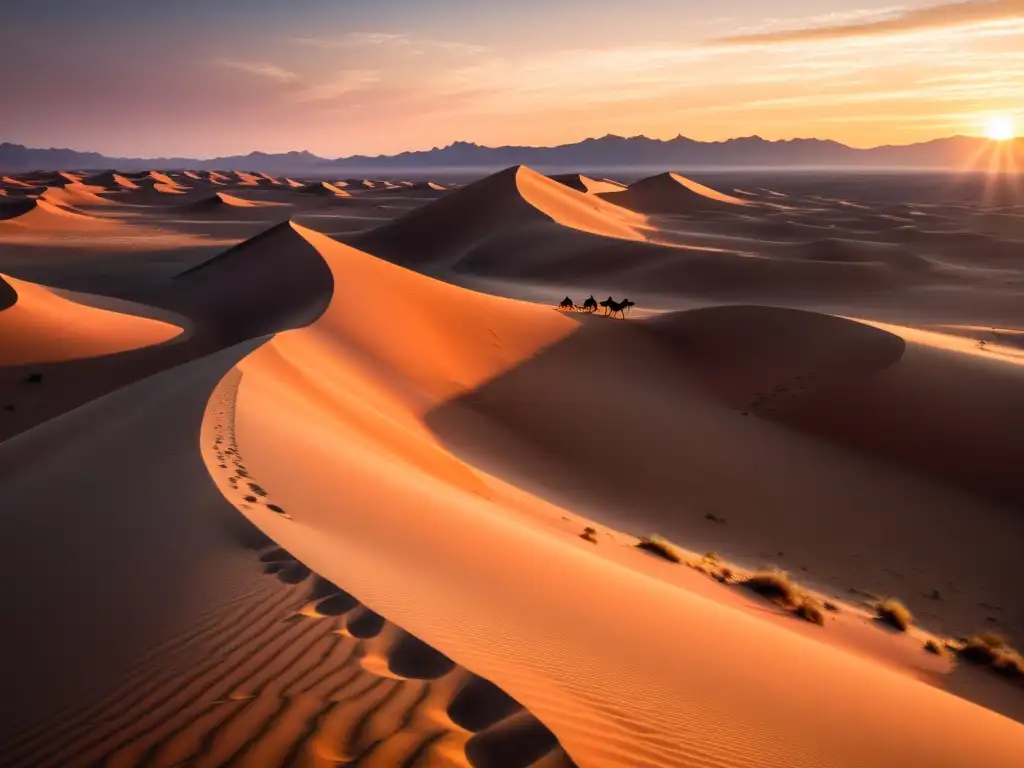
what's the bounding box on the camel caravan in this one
[558,294,635,318]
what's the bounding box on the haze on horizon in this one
[2,0,1021,158]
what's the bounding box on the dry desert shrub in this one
[635,535,681,563]
[742,569,800,607]
[875,598,913,631]
[741,569,825,626]
[795,599,826,626]
[959,633,1024,680]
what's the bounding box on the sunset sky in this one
[2,0,1022,157]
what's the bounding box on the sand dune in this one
[299,180,353,197]
[182,191,291,211]
[355,165,647,267]
[355,167,933,299]
[0,272,181,365]
[551,173,627,195]
[608,172,752,214]
[0,341,573,767]
[0,198,111,231]
[172,222,334,338]
[1,176,36,189]
[1,164,1023,767]
[204,223,1024,766]
[384,180,449,195]
[40,183,120,208]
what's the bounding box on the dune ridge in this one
[551,174,627,195]
[354,165,647,268]
[298,180,352,197]
[607,172,752,214]
[0,273,182,365]
[201,222,1024,767]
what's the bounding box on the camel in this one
[578,295,598,313]
[558,296,575,311]
[599,296,614,315]
[606,298,630,318]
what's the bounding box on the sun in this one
[985,115,1015,141]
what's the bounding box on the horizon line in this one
[3,131,1011,163]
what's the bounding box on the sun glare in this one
[985,116,1015,141]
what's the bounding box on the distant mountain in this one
[1,135,1018,174]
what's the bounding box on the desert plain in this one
[0,164,1022,767]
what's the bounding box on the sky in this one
[1,0,1022,158]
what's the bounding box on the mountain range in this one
[1,134,1018,174]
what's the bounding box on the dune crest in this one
[609,171,751,213]
[356,165,647,266]
[199,223,1024,767]
[0,198,111,230]
[0,273,181,365]
[40,184,120,208]
[183,192,291,211]
[298,180,352,197]
[551,173,627,195]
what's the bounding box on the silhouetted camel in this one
[606,298,631,318]
[578,295,598,313]
[558,296,575,311]
[600,296,614,315]
[623,298,636,316]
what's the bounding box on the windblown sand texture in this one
[0,163,1022,767]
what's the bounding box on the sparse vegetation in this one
[580,526,598,543]
[741,569,827,626]
[958,633,1024,680]
[795,599,826,626]
[742,569,800,607]
[924,639,943,655]
[875,598,913,632]
[823,601,840,613]
[703,551,720,563]
[635,535,681,563]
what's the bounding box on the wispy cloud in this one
[293,32,488,56]
[715,0,1024,45]
[216,58,299,82]
[291,70,381,102]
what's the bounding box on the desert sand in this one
[0,164,1021,767]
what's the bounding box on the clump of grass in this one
[795,599,826,626]
[958,633,1024,679]
[703,551,720,563]
[580,526,598,544]
[875,598,913,632]
[741,569,800,608]
[742,569,826,626]
[635,535,681,563]
[823,601,840,613]
[924,639,943,655]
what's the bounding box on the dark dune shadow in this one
[449,676,524,732]
[347,608,386,638]
[316,591,360,616]
[465,710,564,768]
[387,630,457,680]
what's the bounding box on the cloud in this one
[291,70,381,102]
[215,57,299,82]
[216,58,299,82]
[293,32,488,56]
[715,0,1024,45]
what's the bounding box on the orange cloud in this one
[716,0,1024,45]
